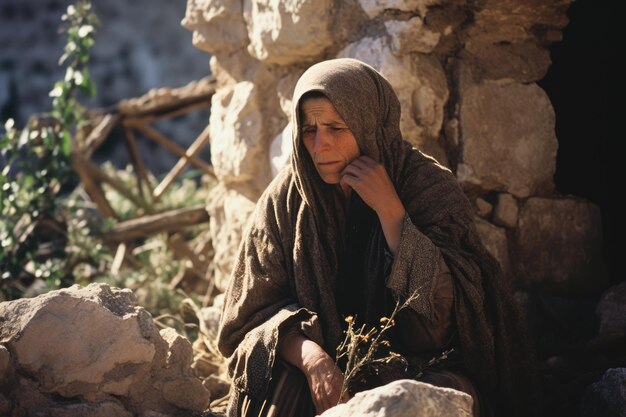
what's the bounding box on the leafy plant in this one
[0,1,99,300]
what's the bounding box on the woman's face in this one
[300,96,360,184]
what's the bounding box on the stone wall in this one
[0,0,210,174]
[183,0,606,296]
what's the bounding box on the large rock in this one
[243,0,333,65]
[359,0,446,19]
[319,379,473,417]
[338,37,449,165]
[596,282,626,334]
[0,284,210,416]
[461,0,571,82]
[385,17,440,54]
[458,82,557,197]
[511,197,607,295]
[581,368,626,417]
[182,0,249,54]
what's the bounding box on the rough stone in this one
[182,0,249,54]
[475,197,493,218]
[467,0,571,45]
[205,184,257,292]
[0,283,210,415]
[337,37,449,164]
[243,0,334,65]
[202,374,230,400]
[512,197,607,295]
[596,282,626,334]
[492,193,519,229]
[460,0,571,82]
[581,368,626,417]
[385,17,440,54]
[474,217,510,277]
[319,379,472,417]
[462,40,552,83]
[33,400,133,417]
[270,123,293,178]
[358,0,445,19]
[458,82,557,197]
[209,81,271,187]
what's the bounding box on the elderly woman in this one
[217,58,536,417]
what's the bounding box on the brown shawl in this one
[217,58,537,416]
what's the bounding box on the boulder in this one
[385,17,440,54]
[0,283,210,416]
[492,193,519,229]
[511,197,607,295]
[596,282,626,334]
[458,82,557,197]
[581,368,626,417]
[319,379,473,417]
[182,0,248,54]
[358,0,446,19]
[243,0,333,65]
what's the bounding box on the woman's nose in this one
[312,129,331,152]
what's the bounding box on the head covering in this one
[218,58,538,417]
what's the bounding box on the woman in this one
[217,58,536,417]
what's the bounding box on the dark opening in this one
[538,0,618,286]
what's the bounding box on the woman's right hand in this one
[278,330,350,413]
[301,345,348,413]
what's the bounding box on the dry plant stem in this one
[336,290,420,402]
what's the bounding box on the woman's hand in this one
[301,345,349,413]
[340,156,406,254]
[278,330,349,413]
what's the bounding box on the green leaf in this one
[61,131,72,157]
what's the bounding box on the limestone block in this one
[243,0,333,65]
[0,283,210,414]
[475,197,493,218]
[206,184,257,292]
[182,0,248,54]
[319,379,472,417]
[385,17,440,54]
[461,0,571,82]
[0,285,155,398]
[359,0,446,19]
[200,293,225,337]
[581,368,626,417]
[493,193,519,229]
[33,400,133,417]
[512,197,607,295]
[458,82,557,197]
[209,81,270,187]
[475,217,510,277]
[277,70,303,119]
[596,282,626,334]
[270,123,293,178]
[337,37,449,164]
[467,0,571,45]
[462,40,552,83]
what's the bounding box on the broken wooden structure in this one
[72,75,217,302]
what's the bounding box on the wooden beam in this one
[124,121,214,177]
[153,123,212,199]
[104,206,209,242]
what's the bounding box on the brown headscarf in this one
[218,58,537,416]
